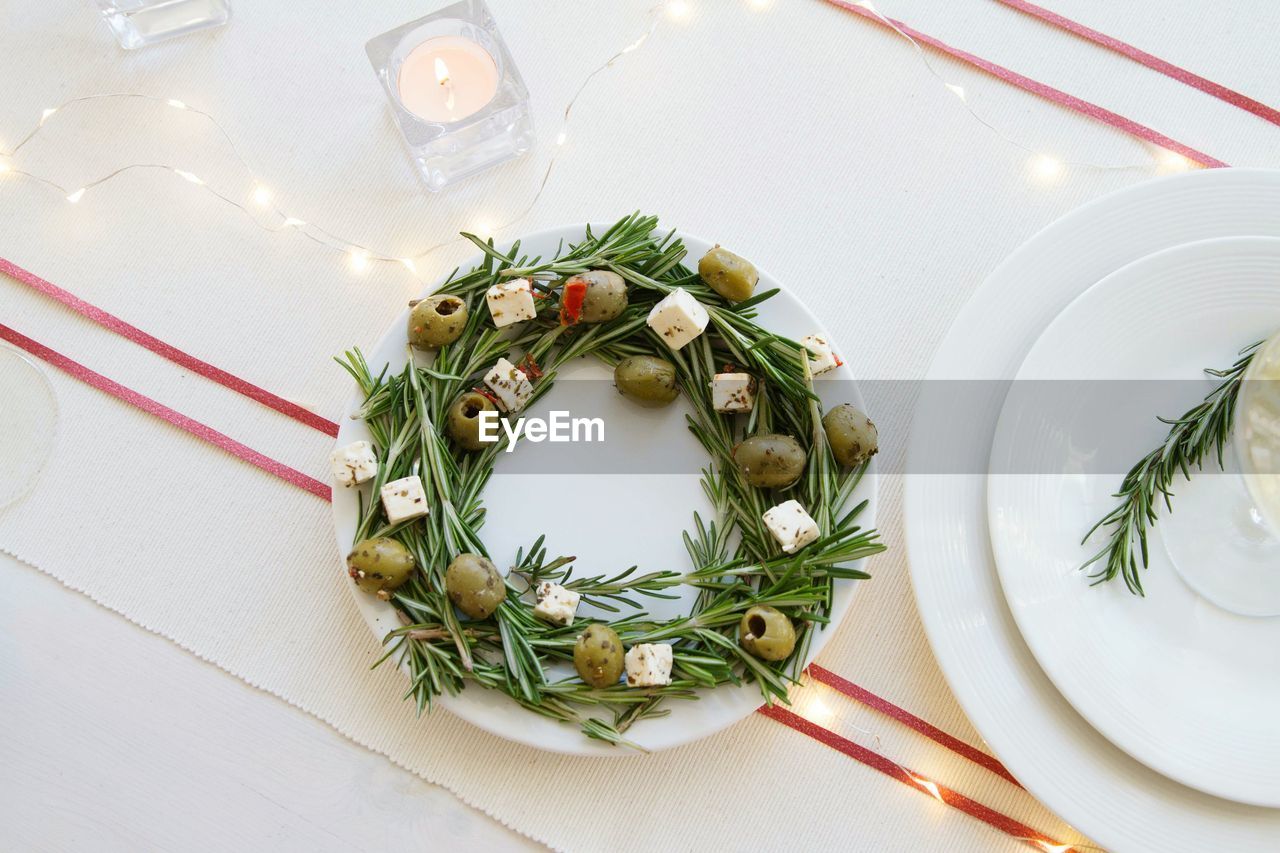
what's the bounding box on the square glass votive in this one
[94,0,231,49]
[366,0,534,192]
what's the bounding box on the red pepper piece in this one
[519,354,543,379]
[471,386,502,407]
[559,278,587,326]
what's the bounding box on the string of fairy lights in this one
[0,6,663,281]
[847,0,1191,176]
[0,0,1189,285]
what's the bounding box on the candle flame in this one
[435,57,456,112]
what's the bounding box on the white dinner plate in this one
[333,223,877,755]
[905,169,1280,851]
[988,236,1280,806]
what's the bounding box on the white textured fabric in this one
[3,0,1279,849]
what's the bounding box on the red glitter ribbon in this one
[0,323,332,501]
[759,705,1063,848]
[996,0,1280,128]
[0,258,340,437]
[825,0,1229,168]
[809,664,1021,786]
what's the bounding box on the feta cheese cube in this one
[533,581,581,626]
[329,440,378,487]
[380,475,429,524]
[646,287,710,351]
[801,334,841,376]
[625,643,674,687]
[711,372,756,413]
[483,357,535,412]
[486,278,537,328]
[762,499,820,554]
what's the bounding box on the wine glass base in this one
[1160,458,1280,617]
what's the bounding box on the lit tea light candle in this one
[367,1,533,191]
[398,35,499,123]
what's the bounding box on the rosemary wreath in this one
[1082,343,1260,596]
[336,213,883,747]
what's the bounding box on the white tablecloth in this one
[2,1,1277,850]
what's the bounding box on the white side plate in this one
[332,223,877,755]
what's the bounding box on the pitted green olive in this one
[573,624,625,687]
[447,391,498,451]
[445,553,506,619]
[739,605,797,661]
[614,355,679,407]
[732,434,806,488]
[822,404,879,468]
[568,271,628,323]
[409,294,468,349]
[698,246,758,303]
[347,537,416,596]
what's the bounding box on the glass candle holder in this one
[366,0,534,192]
[94,0,231,49]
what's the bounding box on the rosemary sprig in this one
[337,213,884,746]
[1082,343,1260,595]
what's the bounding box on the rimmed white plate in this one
[988,236,1280,806]
[333,223,877,755]
[905,169,1280,851]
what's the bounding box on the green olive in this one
[573,624,625,687]
[447,391,498,451]
[408,295,469,349]
[739,605,797,661]
[347,537,416,596]
[732,434,806,488]
[698,246,758,303]
[614,355,679,407]
[822,404,879,468]
[568,270,628,323]
[445,553,507,619]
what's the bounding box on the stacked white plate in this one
[905,168,1280,850]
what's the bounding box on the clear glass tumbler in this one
[1161,332,1280,616]
[94,0,231,50]
[0,348,59,510]
[1238,333,1280,536]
